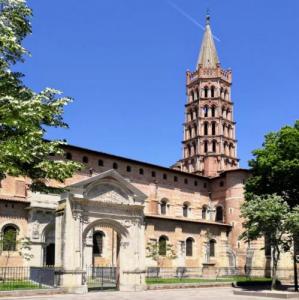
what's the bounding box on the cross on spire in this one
[197,13,219,69]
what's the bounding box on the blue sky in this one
[22,0,299,168]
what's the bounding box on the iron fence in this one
[146,267,299,281]
[85,266,118,290]
[0,266,58,290]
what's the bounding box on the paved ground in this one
[0,287,293,300]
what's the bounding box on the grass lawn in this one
[0,280,41,291]
[146,276,272,285]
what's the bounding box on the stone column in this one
[118,219,146,291]
[55,195,87,293]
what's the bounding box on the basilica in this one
[0,16,294,292]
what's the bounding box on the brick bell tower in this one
[178,14,239,177]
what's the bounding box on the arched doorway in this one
[43,226,55,266]
[83,219,129,290]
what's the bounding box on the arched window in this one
[191,90,195,102]
[186,237,194,256]
[195,89,199,100]
[159,236,168,256]
[139,168,144,175]
[215,206,223,222]
[160,199,168,215]
[194,125,197,137]
[65,152,72,160]
[226,108,230,120]
[2,225,18,251]
[98,159,104,166]
[204,86,209,98]
[212,140,217,152]
[113,162,118,169]
[93,231,104,256]
[224,142,228,155]
[204,140,208,153]
[229,143,234,157]
[187,145,191,157]
[202,205,208,219]
[126,165,131,172]
[204,122,208,135]
[211,122,216,135]
[188,127,192,139]
[209,239,216,257]
[203,106,209,117]
[82,156,88,164]
[211,106,216,117]
[211,86,215,98]
[183,202,189,217]
[224,89,228,100]
[220,87,224,98]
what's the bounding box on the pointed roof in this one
[197,14,219,69]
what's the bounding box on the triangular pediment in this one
[67,169,146,204]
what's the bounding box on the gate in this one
[86,267,118,290]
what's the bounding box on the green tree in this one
[240,194,291,290]
[245,121,299,206]
[0,0,81,191]
[245,120,299,290]
[146,240,177,267]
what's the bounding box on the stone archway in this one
[55,170,147,293]
[82,219,129,290]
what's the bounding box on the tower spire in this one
[175,15,238,177]
[197,13,219,69]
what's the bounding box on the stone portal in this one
[55,170,147,293]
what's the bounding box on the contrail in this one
[167,1,221,42]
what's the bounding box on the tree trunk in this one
[271,247,280,290]
[293,238,298,292]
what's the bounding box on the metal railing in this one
[146,267,299,281]
[86,266,118,290]
[0,266,57,290]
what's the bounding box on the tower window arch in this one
[191,90,195,102]
[202,205,208,219]
[211,86,215,98]
[223,142,228,155]
[204,122,208,135]
[203,106,209,117]
[188,127,192,139]
[159,236,168,256]
[194,125,197,137]
[195,88,199,100]
[224,89,228,100]
[2,224,18,251]
[211,106,216,117]
[220,87,224,98]
[204,140,208,153]
[187,145,191,157]
[211,122,216,135]
[186,237,194,257]
[212,140,217,152]
[93,231,105,256]
[215,206,224,222]
[226,108,230,120]
[204,86,209,98]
